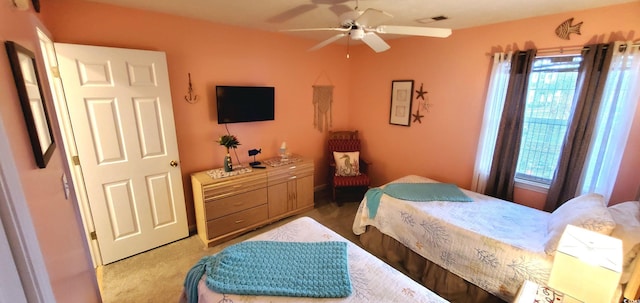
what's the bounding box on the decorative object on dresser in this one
[279,141,288,160]
[248,148,261,166]
[217,134,240,172]
[328,130,370,204]
[191,156,314,247]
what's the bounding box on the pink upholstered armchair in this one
[328,130,370,204]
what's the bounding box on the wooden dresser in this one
[191,157,314,247]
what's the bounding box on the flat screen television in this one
[216,86,275,124]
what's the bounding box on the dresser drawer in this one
[267,161,314,185]
[205,188,267,219]
[206,204,268,239]
[202,173,267,201]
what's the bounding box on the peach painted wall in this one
[0,3,100,303]
[41,0,353,227]
[348,2,640,209]
[40,0,639,234]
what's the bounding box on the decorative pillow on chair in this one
[608,201,640,284]
[333,152,361,177]
[543,193,616,255]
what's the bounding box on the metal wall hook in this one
[185,73,198,104]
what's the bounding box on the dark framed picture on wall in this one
[31,0,40,12]
[5,41,56,168]
[389,80,414,126]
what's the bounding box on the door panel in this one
[85,98,125,163]
[133,98,165,158]
[104,180,139,239]
[55,43,187,264]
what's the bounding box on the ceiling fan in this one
[281,1,452,53]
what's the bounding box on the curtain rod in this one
[504,41,640,56]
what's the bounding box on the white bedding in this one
[181,216,449,303]
[352,175,554,302]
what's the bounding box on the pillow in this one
[333,151,361,177]
[608,201,640,284]
[544,193,616,255]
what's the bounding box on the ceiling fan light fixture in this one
[350,28,365,40]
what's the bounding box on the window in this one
[514,55,582,186]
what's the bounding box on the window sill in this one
[514,178,549,194]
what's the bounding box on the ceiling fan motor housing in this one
[340,10,361,27]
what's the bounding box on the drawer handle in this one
[289,176,297,180]
[233,202,243,206]
[234,220,245,224]
[232,185,243,188]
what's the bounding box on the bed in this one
[352,175,640,303]
[180,216,449,303]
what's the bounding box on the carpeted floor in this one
[98,189,363,303]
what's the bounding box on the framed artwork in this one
[5,41,56,168]
[32,0,40,12]
[389,80,414,126]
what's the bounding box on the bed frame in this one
[359,226,505,303]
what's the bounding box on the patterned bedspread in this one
[352,175,554,302]
[181,216,448,303]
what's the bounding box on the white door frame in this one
[36,29,102,267]
[0,108,56,302]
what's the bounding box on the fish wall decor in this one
[555,18,583,40]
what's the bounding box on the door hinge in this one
[72,155,80,166]
[51,66,60,78]
[89,231,97,240]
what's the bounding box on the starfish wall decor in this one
[412,109,424,123]
[412,83,432,124]
[415,83,427,100]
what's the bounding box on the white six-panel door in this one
[54,43,188,264]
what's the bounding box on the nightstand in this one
[514,280,582,303]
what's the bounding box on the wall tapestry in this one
[312,85,333,132]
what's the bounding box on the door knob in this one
[170,160,178,167]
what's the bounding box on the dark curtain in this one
[485,50,536,201]
[544,43,615,211]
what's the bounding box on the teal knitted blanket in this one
[366,183,473,218]
[184,241,351,303]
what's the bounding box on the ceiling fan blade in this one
[328,4,353,18]
[361,32,390,53]
[374,25,452,38]
[355,8,393,27]
[309,33,347,51]
[267,4,318,23]
[280,27,350,33]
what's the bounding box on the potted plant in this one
[218,134,240,172]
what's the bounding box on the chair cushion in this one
[333,151,361,176]
[328,139,361,153]
[333,174,370,188]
